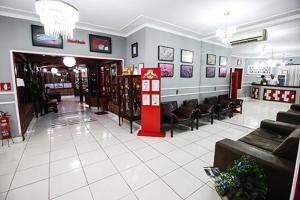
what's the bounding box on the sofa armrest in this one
[161,112,177,121]
[260,119,298,135]
[291,104,300,112]
[214,139,295,200]
[276,111,300,125]
[234,98,243,106]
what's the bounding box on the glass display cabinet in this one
[117,75,141,133]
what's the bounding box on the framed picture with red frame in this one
[89,34,112,54]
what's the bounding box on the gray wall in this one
[287,56,300,64]
[0,16,126,136]
[125,28,146,69]
[1,16,234,137]
[143,27,232,104]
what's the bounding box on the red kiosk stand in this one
[137,68,166,137]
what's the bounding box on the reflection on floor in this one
[224,98,291,128]
[0,98,291,200]
[57,96,89,113]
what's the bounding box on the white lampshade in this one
[51,67,58,74]
[63,57,76,67]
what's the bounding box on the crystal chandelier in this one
[216,12,236,44]
[35,0,79,39]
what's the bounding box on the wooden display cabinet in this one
[117,75,141,133]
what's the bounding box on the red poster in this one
[138,68,165,137]
[0,82,11,91]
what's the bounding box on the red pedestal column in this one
[231,71,239,100]
[137,68,165,137]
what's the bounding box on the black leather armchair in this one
[218,94,243,114]
[182,99,214,127]
[214,120,299,200]
[289,104,300,113]
[161,101,195,137]
[204,96,233,120]
[42,92,58,114]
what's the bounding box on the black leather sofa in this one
[214,120,299,200]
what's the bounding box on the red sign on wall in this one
[67,39,86,44]
[137,68,165,137]
[0,82,11,91]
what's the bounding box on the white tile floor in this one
[0,97,291,200]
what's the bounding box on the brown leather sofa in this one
[214,120,299,200]
[218,94,243,114]
[204,96,233,120]
[161,101,196,137]
[276,111,300,125]
[182,99,214,126]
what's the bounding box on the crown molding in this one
[202,9,300,40]
[0,5,298,50]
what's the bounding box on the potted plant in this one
[215,156,268,200]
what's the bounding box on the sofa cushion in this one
[239,132,282,152]
[273,128,300,161]
[252,128,288,143]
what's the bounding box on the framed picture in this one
[89,34,112,54]
[131,42,138,58]
[206,67,216,78]
[219,67,227,78]
[180,65,193,78]
[207,54,216,65]
[219,56,227,66]
[181,49,193,63]
[158,63,174,77]
[237,58,242,66]
[158,46,174,62]
[31,25,63,49]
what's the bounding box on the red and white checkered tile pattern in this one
[251,87,259,99]
[263,89,296,103]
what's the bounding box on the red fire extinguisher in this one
[0,111,14,146]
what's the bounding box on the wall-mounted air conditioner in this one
[230,29,267,46]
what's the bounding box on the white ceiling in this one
[1,0,300,57]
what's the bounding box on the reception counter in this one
[251,83,300,104]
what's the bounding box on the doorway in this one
[12,51,123,137]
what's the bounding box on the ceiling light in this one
[258,44,272,55]
[63,57,76,67]
[216,12,236,44]
[51,67,58,74]
[42,68,48,72]
[35,0,79,39]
